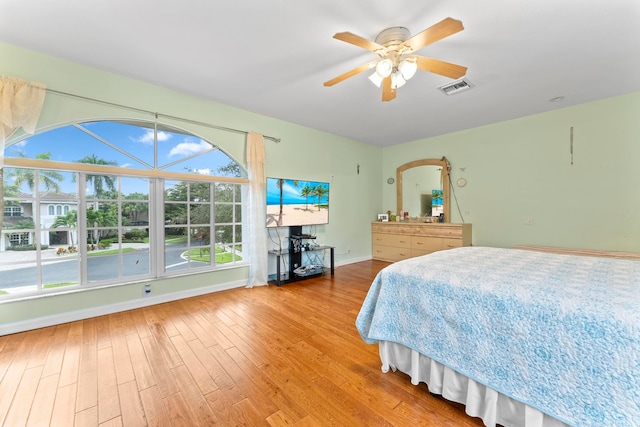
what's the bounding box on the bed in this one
[356,246,640,427]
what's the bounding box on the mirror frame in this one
[396,157,451,222]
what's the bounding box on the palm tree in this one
[1,152,63,236]
[300,184,312,210]
[52,209,78,247]
[312,184,329,211]
[277,179,298,226]
[8,152,63,192]
[75,154,118,198]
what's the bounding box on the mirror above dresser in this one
[397,157,450,222]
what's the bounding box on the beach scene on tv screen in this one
[266,178,329,227]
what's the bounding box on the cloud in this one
[133,129,172,145]
[195,168,211,176]
[168,139,212,157]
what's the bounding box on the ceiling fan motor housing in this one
[374,27,411,48]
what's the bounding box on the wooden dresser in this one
[371,222,472,262]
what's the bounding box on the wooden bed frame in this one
[513,244,640,261]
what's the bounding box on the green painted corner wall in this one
[382,92,640,251]
[0,41,382,327]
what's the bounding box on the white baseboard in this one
[0,280,247,336]
[336,255,372,266]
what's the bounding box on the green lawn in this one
[187,246,241,263]
[87,247,137,257]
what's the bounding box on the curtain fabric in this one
[1,77,47,165]
[246,132,268,287]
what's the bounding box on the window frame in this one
[1,120,249,299]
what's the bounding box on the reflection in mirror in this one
[401,166,443,217]
[397,157,450,222]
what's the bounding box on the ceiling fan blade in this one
[382,76,396,102]
[324,62,377,87]
[403,17,464,53]
[333,32,385,53]
[414,56,467,79]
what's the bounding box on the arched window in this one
[1,120,248,298]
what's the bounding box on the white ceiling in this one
[1,0,639,147]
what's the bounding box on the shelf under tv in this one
[290,234,316,239]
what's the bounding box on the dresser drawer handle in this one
[415,242,423,245]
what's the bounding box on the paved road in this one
[0,247,206,289]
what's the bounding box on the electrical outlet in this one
[144,283,151,296]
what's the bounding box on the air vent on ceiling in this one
[437,78,474,95]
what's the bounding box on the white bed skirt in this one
[379,341,570,427]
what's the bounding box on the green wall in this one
[2,39,639,332]
[382,92,640,251]
[0,41,381,331]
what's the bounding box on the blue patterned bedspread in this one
[356,247,640,426]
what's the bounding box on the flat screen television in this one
[266,177,330,228]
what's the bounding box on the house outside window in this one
[1,119,248,299]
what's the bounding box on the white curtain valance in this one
[1,77,47,164]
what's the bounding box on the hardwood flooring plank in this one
[110,333,135,385]
[27,373,59,427]
[99,416,124,427]
[25,327,54,369]
[50,382,78,426]
[3,365,43,427]
[95,315,113,351]
[126,333,157,391]
[171,364,219,426]
[117,380,146,426]
[139,385,172,427]
[59,322,83,388]
[76,342,98,412]
[163,391,198,427]
[42,324,71,378]
[170,335,217,395]
[140,335,179,398]
[75,405,98,427]
[97,347,121,424]
[0,333,33,426]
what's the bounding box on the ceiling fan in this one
[324,17,467,102]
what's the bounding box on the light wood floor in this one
[0,260,485,426]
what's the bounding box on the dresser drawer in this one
[372,232,411,248]
[372,244,412,262]
[371,222,472,262]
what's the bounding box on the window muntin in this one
[4,205,23,217]
[1,120,247,299]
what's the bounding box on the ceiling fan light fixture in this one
[375,59,393,78]
[398,58,417,80]
[368,72,383,87]
[391,72,406,89]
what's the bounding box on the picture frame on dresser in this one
[377,214,389,222]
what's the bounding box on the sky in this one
[5,120,243,195]
[266,178,330,206]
